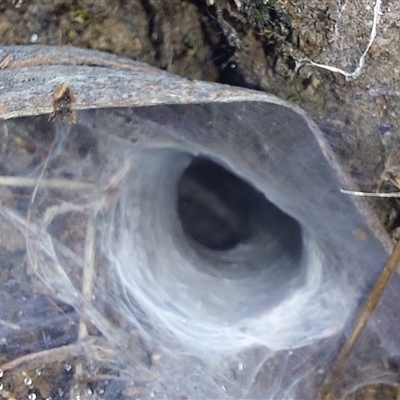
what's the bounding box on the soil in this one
[1,0,400,399]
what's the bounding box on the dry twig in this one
[316,239,400,399]
[341,188,400,198]
[0,176,95,190]
[0,343,84,373]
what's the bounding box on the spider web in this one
[297,0,382,80]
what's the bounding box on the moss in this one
[70,4,91,24]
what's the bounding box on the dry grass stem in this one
[316,239,400,399]
[78,213,96,341]
[0,343,83,373]
[0,54,13,69]
[0,176,95,190]
[341,188,400,197]
[42,201,98,227]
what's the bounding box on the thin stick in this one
[71,213,96,399]
[341,188,400,198]
[78,213,96,340]
[0,343,83,372]
[0,176,94,190]
[316,239,400,399]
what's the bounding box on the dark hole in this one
[177,157,267,251]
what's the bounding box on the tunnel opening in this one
[119,148,308,326]
[176,156,303,263]
[177,156,257,250]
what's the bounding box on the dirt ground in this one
[1,0,400,399]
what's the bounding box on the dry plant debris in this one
[0,117,142,399]
[48,83,77,125]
